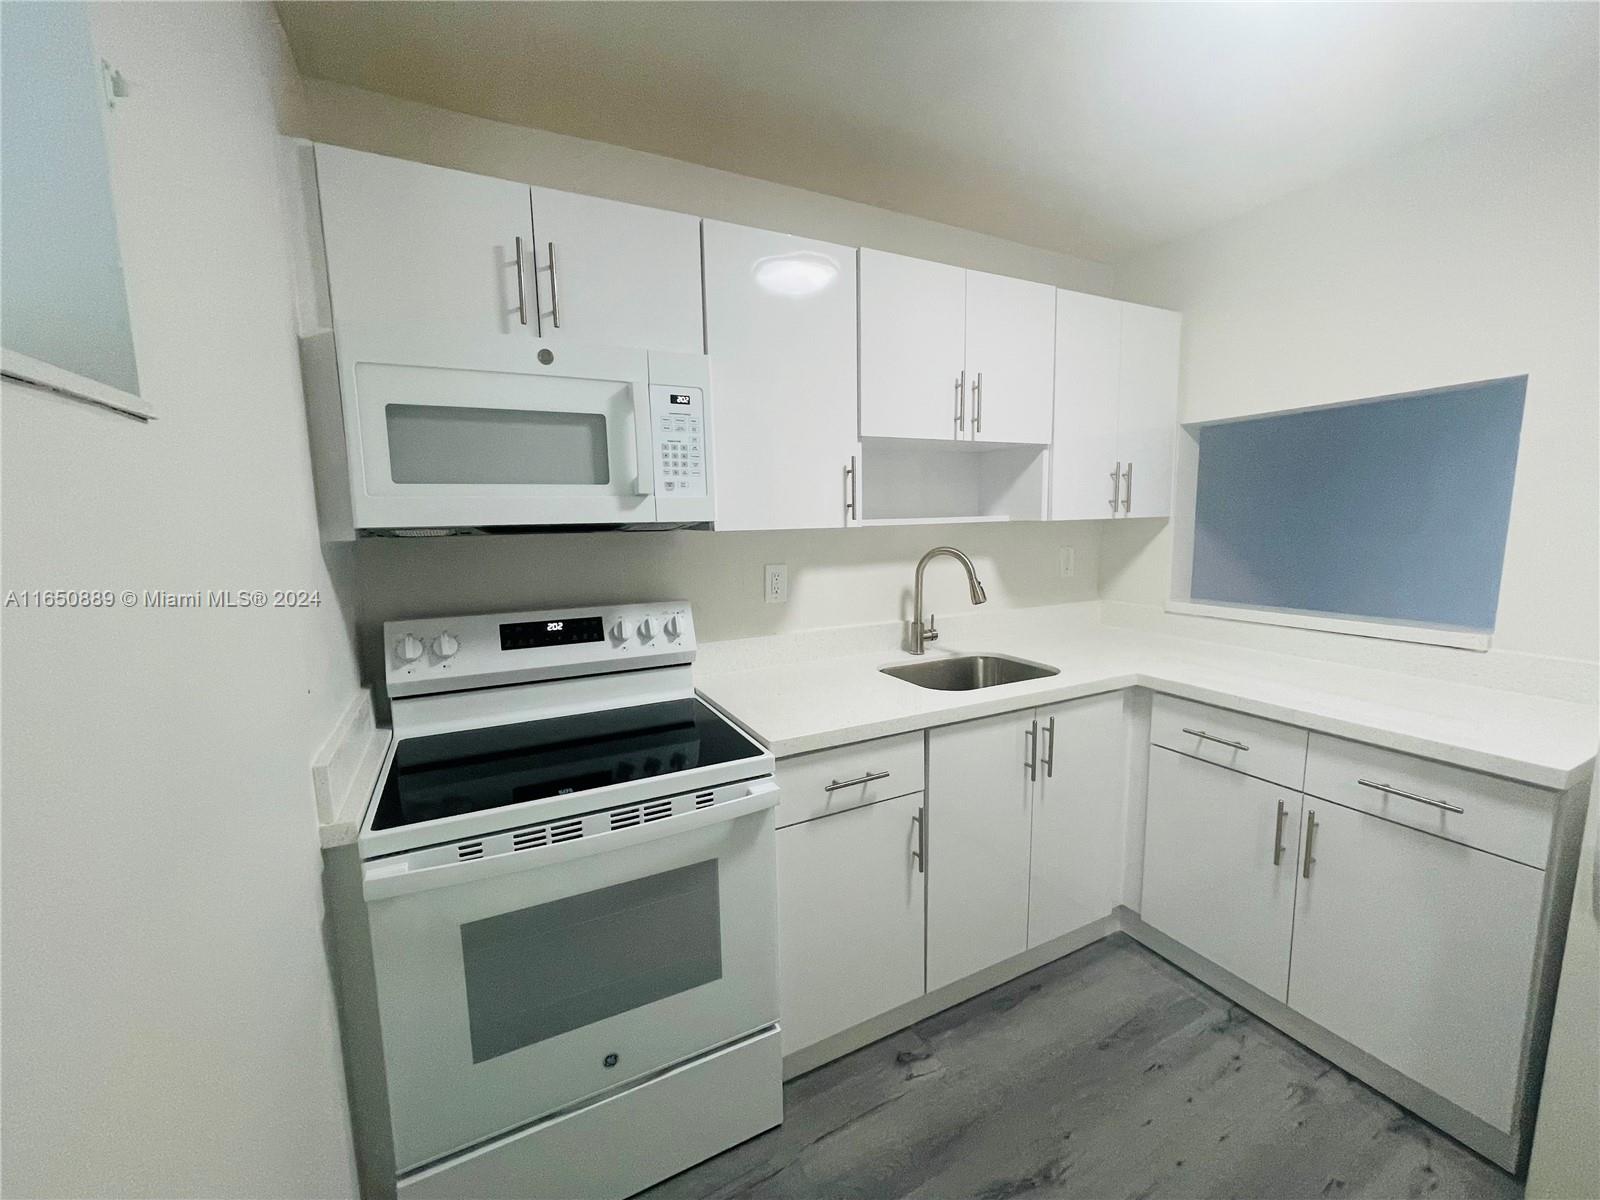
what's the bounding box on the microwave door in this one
[337,328,659,528]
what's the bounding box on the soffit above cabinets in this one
[274,1,1597,261]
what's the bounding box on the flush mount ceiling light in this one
[752,252,839,297]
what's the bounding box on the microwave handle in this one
[362,779,779,902]
[633,384,656,497]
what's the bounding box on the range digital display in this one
[500,615,605,650]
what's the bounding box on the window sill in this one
[1163,600,1492,652]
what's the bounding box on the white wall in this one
[1103,84,1599,700]
[1,4,360,1197]
[1527,776,1600,1198]
[292,79,1111,664]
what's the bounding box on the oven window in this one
[386,403,610,486]
[459,860,722,1063]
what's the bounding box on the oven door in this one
[336,324,658,529]
[362,780,778,1173]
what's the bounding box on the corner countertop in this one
[695,618,1597,791]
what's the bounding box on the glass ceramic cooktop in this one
[371,697,764,831]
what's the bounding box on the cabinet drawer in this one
[1304,734,1555,868]
[774,731,924,828]
[1150,695,1309,790]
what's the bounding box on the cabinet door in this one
[859,248,967,441]
[1029,693,1126,945]
[704,222,859,531]
[528,185,702,354]
[964,270,1055,445]
[315,143,533,338]
[927,711,1034,991]
[1141,747,1301,999]
[776,793,926,1055]
[1050,290,1123,519]
[1288,798,1542,1132]
[1115,302,1181,518]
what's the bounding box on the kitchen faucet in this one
[910,546,988,654]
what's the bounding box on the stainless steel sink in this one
[880,654,1060,691]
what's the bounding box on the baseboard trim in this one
[781,915,1119,1080]
[1116,907,1520,1174]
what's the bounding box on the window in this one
[1179,377,1526,643]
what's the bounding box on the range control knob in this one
[663,615,682,640]
[395,634,425,664]
[610,618,633,644]
[432,632,459,659]
[636,617,654,642]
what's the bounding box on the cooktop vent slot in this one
[695,792,716,809]
[457,841,484,860]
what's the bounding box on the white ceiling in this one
[277,2,1599,262]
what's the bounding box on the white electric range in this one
[345,601,782,1200]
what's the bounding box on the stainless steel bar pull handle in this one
[527,197,543,333]
[1042,716,1057,779]
[912,809,925,873]
[1357,779,1464,814]
[1024,719,1038,780]
[1181,727,1250,752]
[547,241,561,327]
[955,371,966,434]
[973,372,983,434]
[1109,462,1122,512]
[843,455,857,522]
[1122,461,1133,512]
[1272,799,1288,866]
[1302,811,1317,879]
[824,770,889,793]
[514,236,529,326]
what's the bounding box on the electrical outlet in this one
[764,563,789,604]
[1060,547,1075,578]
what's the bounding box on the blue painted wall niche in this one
[1189,377,1527,632]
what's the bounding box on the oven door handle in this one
[362,778,779,902]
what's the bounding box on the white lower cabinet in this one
[1288,796,1543,1132]
[1141,746,1301,999]
[776,792,926,1055]
[1028,693,1127,946]
[926,711,1035,991]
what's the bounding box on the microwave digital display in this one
[500,616,605,650]
[668,394,693,406]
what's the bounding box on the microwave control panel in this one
[650,385,707,498]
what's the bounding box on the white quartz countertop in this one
[696,621,1597,791]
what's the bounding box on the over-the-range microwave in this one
[301,323,714,536]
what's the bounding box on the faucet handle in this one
[922,613,939,643]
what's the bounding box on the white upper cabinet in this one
[1050,290,1123,518]
[1116,302,1181,518]
[315,144,534,338]
[859,248,967,441]
[703,221,859,531]
[313,144,701,354]
[964,270,1056,445]
[860,249,1055,445]
[527,185,702,355]
[1049,292,1181,519]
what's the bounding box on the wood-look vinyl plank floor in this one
[643,934,1520,1200]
